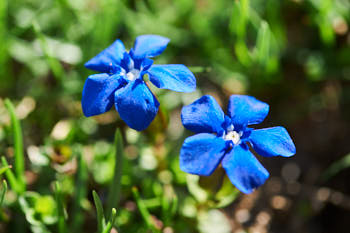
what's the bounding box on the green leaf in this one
[92,190,106,233]
[169,194,178,218]
[322,153,350,181]
[234,39,252,67]
[19,191,58,226]
[0,165,11,176]
[132,187,159,233]
[255,20,271,65]
[214,176,239,208]
[230,0,249,38]
[71,147,88,232]
[188,66,211,73]
[102,208,117,233]
[0,0,8,78]
[0,180,7,207]
[4,99,25,193]
[162,192,178,225]
[54,181,67,233]
[1,157,21,194]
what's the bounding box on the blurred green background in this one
[0,0,350,232]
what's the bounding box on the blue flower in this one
[82,35,196,131]
[180,95,296,194]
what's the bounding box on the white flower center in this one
[224,130,242,145]
[126,69,140,81]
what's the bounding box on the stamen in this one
[224,130,241,145]
[227,124,234,132]
[126,69,140,81]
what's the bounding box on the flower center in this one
[224,130,242,145]
[126,69,140,81]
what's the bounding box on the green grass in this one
[0,0,349,232]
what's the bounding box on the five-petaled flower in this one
[180,95,296,194]
[82,35,196,131]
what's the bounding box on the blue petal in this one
[82,73,124,117]
[85,39,125,73]
[148,64,196,92]
[114,80,159,131]
[222,145,269,194]
[249,127,296,157]
[132,35,170,59]
[180,133,227,176]
[181,95,225,134]
[120,52,134,72]
[228,95,269,127]
[140,58,154,71]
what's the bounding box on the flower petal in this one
[249,127,296,157]
[228,95,269,127]
[120,52,134,72]
[114,80,159,131]
[181,95,225,134]
[148,64,196,92]
[132,35,170,59]
[222,144,269,194]
[140,58,154,71]
[85,39,125,73]
[180,133,227,176]
[82,73,124,117]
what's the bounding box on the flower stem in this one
[106,129,124,219]
[144,81,167,129]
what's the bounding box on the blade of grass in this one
[54,181,67,233]
[71,147,88,232]
[2,158,25,233]
[0,180,7,207]
[161,192,169,223]
[0,0,8,78]
[106,129,124,218]
[4,99,25,193]
[102,208,117,233]
[255,21,271,65]
[92,190,106,233]
[90,0,122,54]
[143,197,161,209]
[132,187,159,233]
[32,20,64,82]
[229,0,249,38]
[169,194,178,219]
[0,165,11,176]
[234,39,252,66]
[229,0,252,66]
[162,192,178,226]
[188,66,212,73]
[322,153,350,181]
[1,157,21,194]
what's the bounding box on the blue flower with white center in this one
[180,95,296,194]
[82,35,196,131]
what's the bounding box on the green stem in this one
[0,180,7,207]
[144,82,167,129]
[102,208,117,233]
[92,190,106,233]
[71,147,87,232]
[54,182,67,233]
[106,129,124,218]
[1,157,21,194]
[132,187,159,233]
[4,99,25,193]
